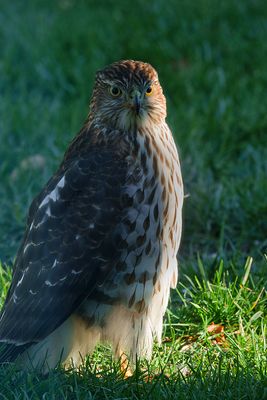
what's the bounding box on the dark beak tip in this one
[135,96,141,115]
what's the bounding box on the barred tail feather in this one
[0,341,30,363]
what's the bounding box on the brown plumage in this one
[0,60,183,373]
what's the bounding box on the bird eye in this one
[145,86,153,96]
[109,86,122,97]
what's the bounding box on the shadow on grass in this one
[0,356,266,400]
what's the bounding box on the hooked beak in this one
[134,94,141,115]
[130,90,142,115]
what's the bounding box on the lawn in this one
[0,0,266,398]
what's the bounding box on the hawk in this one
[0,60,183,373]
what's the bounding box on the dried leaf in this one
[207,322,226,345]
[207,322,224,334]
[162,336,172,343]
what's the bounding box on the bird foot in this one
[118,351,133,379]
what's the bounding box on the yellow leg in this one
[118,350,133,378]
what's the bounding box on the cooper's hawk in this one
[0,60,183,373]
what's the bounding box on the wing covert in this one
[0,144,130,344]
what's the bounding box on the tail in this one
[0,341,31,363]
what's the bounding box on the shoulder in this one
[29,124,132,220]
[62,122,132,165]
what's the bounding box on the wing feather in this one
[0,140,130,349]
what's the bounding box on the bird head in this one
[90,60,167,131]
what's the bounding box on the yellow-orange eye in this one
[145,86,153,96]
[109,86,122,97]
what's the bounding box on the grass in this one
[0,259,266,399]
[0,0,266,398]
